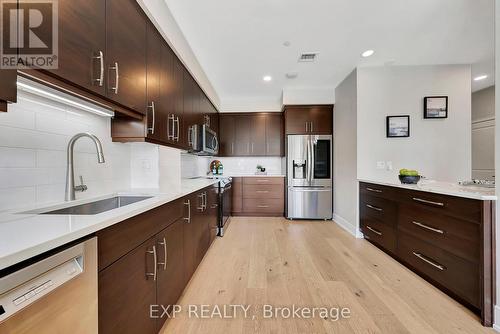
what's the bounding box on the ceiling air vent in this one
[298,52,318,62]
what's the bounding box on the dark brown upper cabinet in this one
[219,113,284,157]
[159,42,176,145]
[250,114,267,155]
[0,70,17,112]
[47,0,106,96]
[219,114,235,156]
[145,23,165,142]
[266,113,284,156]
[106,0,147,113]
[284,105,333,135]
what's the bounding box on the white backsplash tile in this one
[216,157,285,175]
[0,91,131,211]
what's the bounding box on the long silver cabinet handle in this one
[109,62,119,94]
[412,252,445,271]
[256,190,269,193]
[412,197,444,207]
[92,51,104,86]
[257,205,269,208]
[310,121,313,132]
[366,204,383,212]
[305,122,308,133]
[167,114,175,140]
[147,101,155,134]
[175,116,180,142]
[366,226,382,236]
[146,245,157,280]
[411,221,444,234]
[198,194,204,211]
[184,200,191,223]
[366,187,382,193]
[157,237,167,270]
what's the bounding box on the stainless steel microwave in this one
[189,124,219,155]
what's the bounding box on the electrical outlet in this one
[376,161,386,169]
[386,161,393,171]
[141,159,151,170]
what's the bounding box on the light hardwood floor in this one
[161,217,494,334]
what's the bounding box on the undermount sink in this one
[36,196,153,215]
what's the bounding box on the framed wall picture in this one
[424,96,448,118]
[386,115,410,138]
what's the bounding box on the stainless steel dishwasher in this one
[0,237,98,334]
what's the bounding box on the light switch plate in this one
[386,161,393,171]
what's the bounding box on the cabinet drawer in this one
[398,189,482,223]
[359,182,396,200]
[243,198,284,214]
[397,232,479,307]
[243,177,284,186]
[97,198,184,271]
[360,218,396,253]
[398,204,480,262]
[243,184,284,199]
[360,195,397,226]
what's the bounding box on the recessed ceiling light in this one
[474,75,488,81]
[263,75,272,82]
[283,41,291,47]
[361,49,375,58]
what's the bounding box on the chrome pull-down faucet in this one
[65,133,105,201]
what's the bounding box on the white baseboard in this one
[493,305,500,332]
[332,213,357,237]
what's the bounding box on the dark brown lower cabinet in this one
[0,69,17,112]
[156,218,185,331]
[359,182,494,327]
[98,236,157,334]
[98,185,218,334]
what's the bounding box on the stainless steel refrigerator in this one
[286,135,332,220]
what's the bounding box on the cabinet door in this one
[106,0,147,113]
[210,104,219,135]
[0,70,16,112]
[250,114,267,156]
[183,193,198,283]
[310,105,333,134]
[49,0,106,96]
[173,58,186,148]
[206,187,219,245]
[145,24,165,141]
[285,107,310,135]
[266,113,283,156]
[234,115,251,156]
[232,177,243,213]
[219,115,235,156]
[99,237,157,334]
[183,72,196,149]
[160,43,175,144]
[156,219,185,331]
[195,191,210,266]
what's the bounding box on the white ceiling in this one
[163,0,495,111]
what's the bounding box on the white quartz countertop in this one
[358,178,497,201]
[225,174,285,177]
[0,178,219,271]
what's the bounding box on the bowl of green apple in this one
[399,169,421,184]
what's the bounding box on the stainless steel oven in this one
[190,124,219,156]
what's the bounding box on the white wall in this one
[282,88,335,106]
[472,85,495,180]
[0,91,131,211]
[333,70,359,236]
[357,65,472,183]
[494,0,500,330]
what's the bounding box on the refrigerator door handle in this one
[311,137,315,184]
